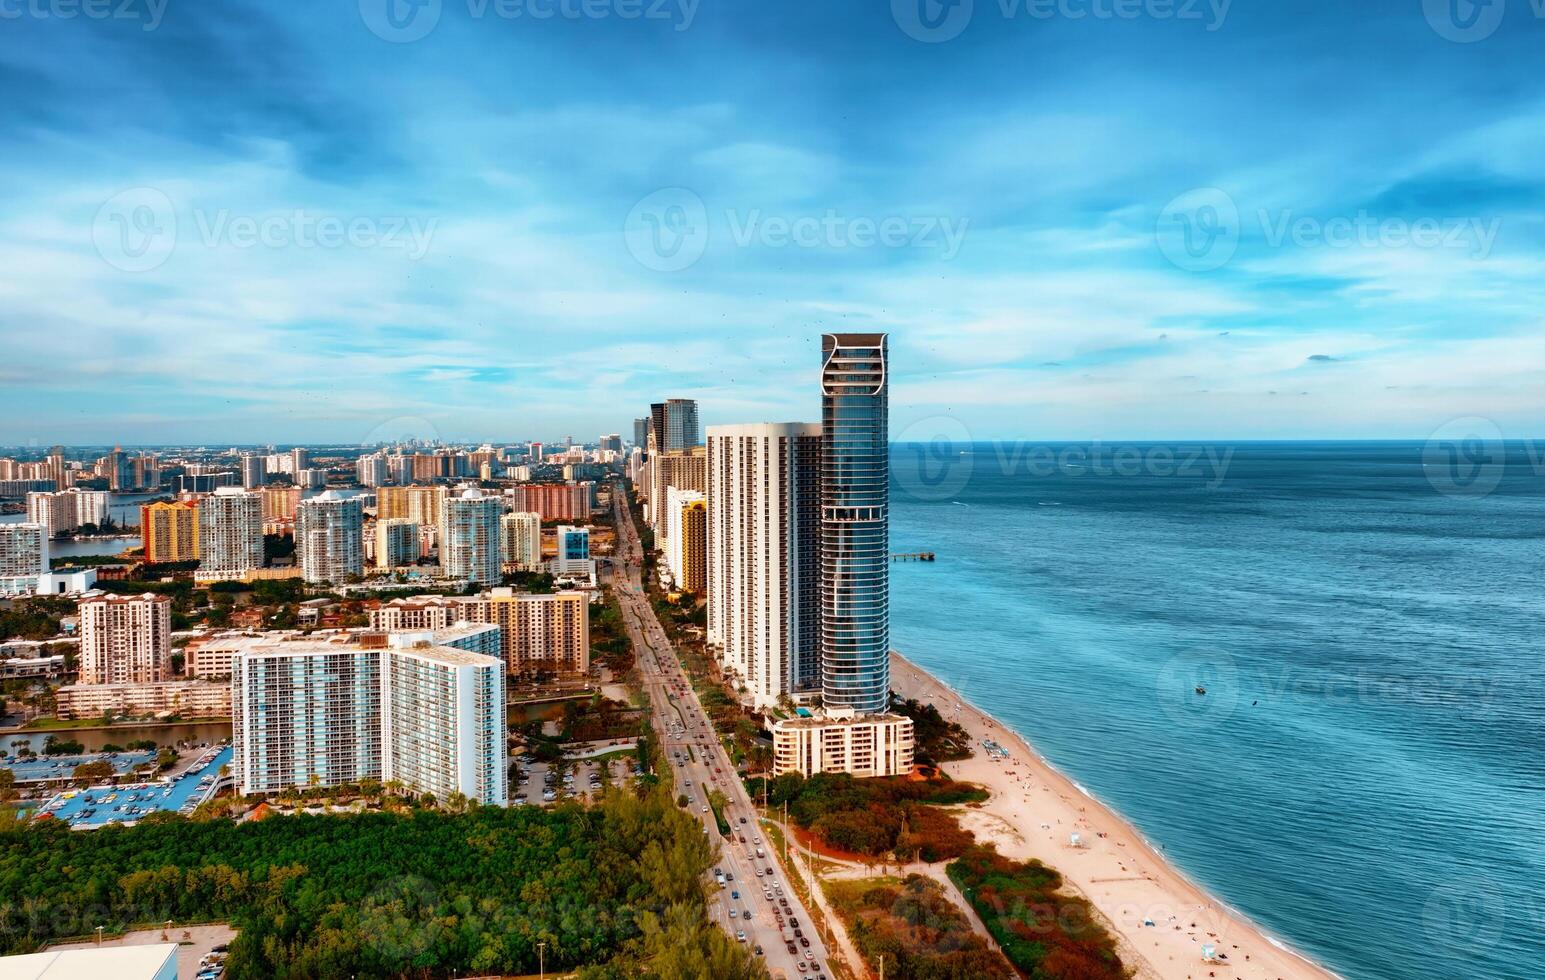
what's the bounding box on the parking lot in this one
[510,754,639,805]
[34,745,232,829]
[48,923,237,980]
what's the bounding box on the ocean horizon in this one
[889,440,1545,980]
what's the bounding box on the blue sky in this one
[1,0,1542,445]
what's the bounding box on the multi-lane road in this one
[605,484,835,980]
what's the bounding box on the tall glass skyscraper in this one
[819,333,890,714]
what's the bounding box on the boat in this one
[1195,686,1207,695]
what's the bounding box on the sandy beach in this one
[892,650,1341,980]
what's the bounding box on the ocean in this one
[887,441,1545,980]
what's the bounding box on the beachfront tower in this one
[819,333,890,714]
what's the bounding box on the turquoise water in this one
[888,442,1545,980]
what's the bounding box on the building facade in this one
[440,488,502,584]
[296,491,365,584]
[141,500,200,563]
[770,712,914,778]
[664,487,706,593]
[199,488,265,577]
[0,524,47,596]
[368,590,589,676]
[374,517,420,568]
[501,482,592,522]
[57,680,231,720]
[501,511,542,572]
[230,634,506,804]
[820,333,891,713]
[78,593,172,685]
[377,485,446,527]
[706,423,823,708]
[381,638,507,806]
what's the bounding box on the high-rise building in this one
[198,488,264,577]
[261,486,302,522]
[664,487,706,593]
[296,491,365,584]
[648,449,706,533]
[500,511,542,572]
[600,434,622,454]
[356,453,389,487]
[290,447,311,473]
[132,453,160,491]
[550,526,592,580]
[77,593,172,685]
[820,333,891,714]
[377,485,446,527]
[374,518,420,568]
[232,634,505,804]
[141,500,200,563]
[369,589,590,676]
[633,418,650,452]
[239,453,267,489]
[486,589,589,676]
[0,524,47,596]
[440,487,502,584]
[380,637,507,806]
[662,398,701,451]
[26,489,110,535]
[706,423,823,708]
[501,482,592,522]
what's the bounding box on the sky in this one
[0,0,1543,446]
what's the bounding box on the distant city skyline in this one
[3,5,1543,444]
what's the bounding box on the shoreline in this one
[892,649,1343,980]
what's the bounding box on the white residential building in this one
[78,593,172,685]
[706,422,823,708]
[382,636,507,806]
[356,452,389,487]
[440,487,502,584]
[500,511,542,572]
[25,488,110,535]
[230,634,506,805]
[0,524,47,596]
[296,491,365,584]
[770,711,915,778]
[239,453,267,489]
[198,487,264,577]
[375,517,420,568]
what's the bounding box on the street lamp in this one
[537,940,546,980]
[94,925,103,946]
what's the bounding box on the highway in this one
[605,482,834,980]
